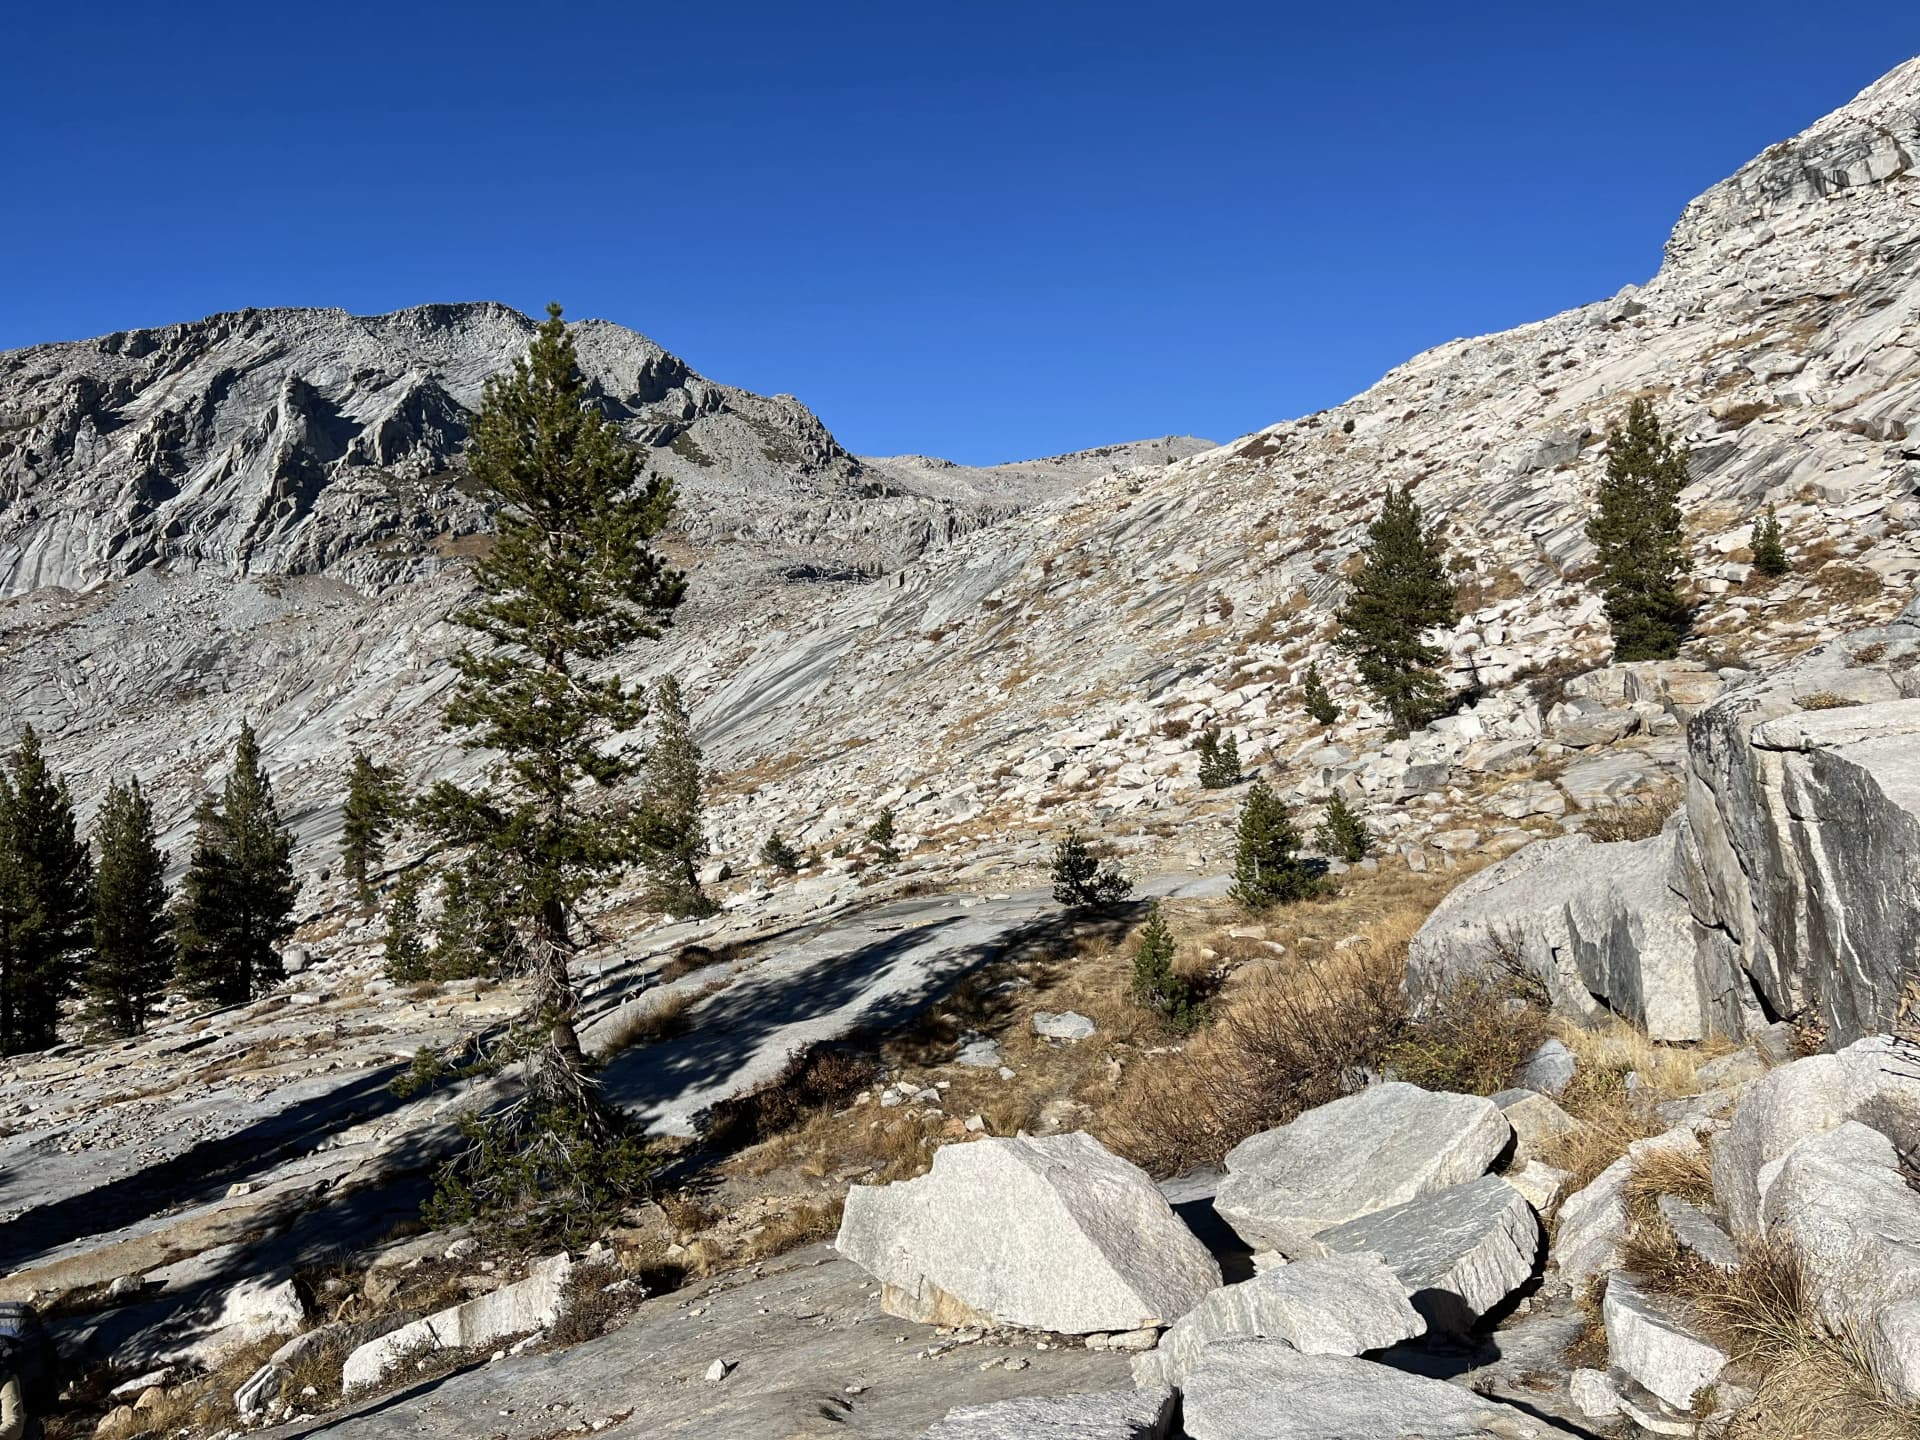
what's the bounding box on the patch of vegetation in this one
[1051,828,1132,907]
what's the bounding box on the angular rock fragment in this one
[1603,1272,1728,1411]
[921,1386,1175,1439]
[835,1132,1220,1334]
[1132,1253,1422,1387]
[1317,1174,1541,1332]
[1179,1340,1570,1439]
[342,1253,573,1391]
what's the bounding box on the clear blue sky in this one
[4,4,1917,464]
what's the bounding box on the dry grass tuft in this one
[1582,783,1683,844]
[739,1197,846,1262]
[603,982,722,1050]
[1691,1241,1920,1440]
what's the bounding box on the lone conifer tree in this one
[1587,399,1691,661]
[639,677,713,916]
[1333,486,1456,736]
[1051,828,1132,908]
[341,750,402,907]
[1300,662,1339,726]
[1751,503,1790,578]
[1316,791,1373,863]
[1230,779,1320,911]
[1130,900,1201,1030]
[417,304,682,1237]
[0,727,94,1053]
[760,831,802,876]
[174,722,301,1006]
[382,872,430,983]
[88,778,173,1037]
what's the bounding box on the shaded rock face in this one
[1412,616,1920,1043]
[833,1132,1221,1334]
[1212,1083,1511,1254]
[1682,624,1920,1041]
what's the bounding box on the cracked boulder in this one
[1317,1174,1542,1333]
[1213,1083,1511,1254]
[835,1132,1220,1334]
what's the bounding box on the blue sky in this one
[4,4,1918,464]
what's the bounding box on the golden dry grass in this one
[1692,1242,1920,1440]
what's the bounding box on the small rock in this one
[1032,1011,1096,1041]
[704,1359,732,1382]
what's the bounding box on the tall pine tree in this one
[174,722,300,1006]
[1332,485,1457,736]
[88,777,174,1037]
[340,750,402,908]
[638,677,714,917]
[1587,399,1692,661]
[416,304,683,1237]
[0,727,94,1053]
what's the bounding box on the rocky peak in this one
[1666,55,1920,265]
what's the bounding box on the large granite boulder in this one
[1758,1120,1920,1400]
[834,1132,1220,1334]
[1316,1175,1542,1332]
[1213,1084,1511,1254]
[1132,1254,1422,1387]
[1414,618,1920,1047]
[1677,623,1920,1042]
[920,1387,1175,1439]
[1408,826,1750,1042]
[1178,1340,1571,1440]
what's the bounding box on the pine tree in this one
[0,727,94,1053]
[341,750,402,908]
[174,722,301,1006]
[1195,730,1243,789]
[414,304,681,1238]
[1751,503,1790,578]
[1130,900,1202,1030]
[1051,828,1133,908]
[1333,486,1457,736]
[865,808,901,865]
[382,872,431,982]
[1230,779,1321,911]
[87,777,173,1037]
[760,831,801,875]
[1301,662,1339,726]
[638,678,714,916]
[1316,791,1373,863]
[1587,399,1692,661]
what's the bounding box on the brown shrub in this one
[1385,969,1550,1096]
[1816,564,1885,605]
[702,1044,882,1150]
[1105,944,1405,1176]
[1796,691,1860,711]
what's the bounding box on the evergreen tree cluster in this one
[0,721,300,1052]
